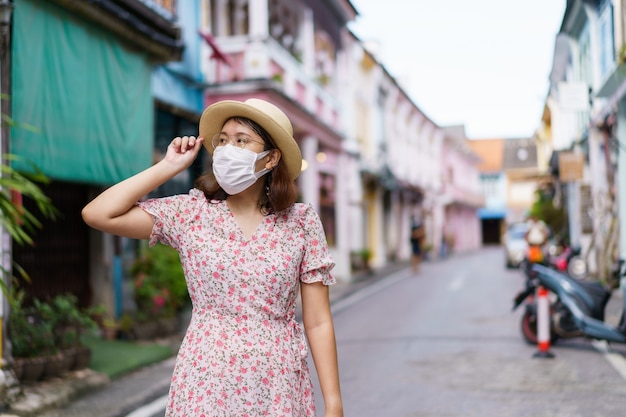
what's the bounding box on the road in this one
[129,246,626,417]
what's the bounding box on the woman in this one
[82,98,343,417]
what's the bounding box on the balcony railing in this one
[441,183,485,208]
[202,35,341,132]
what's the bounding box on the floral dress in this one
[137,189,335,417]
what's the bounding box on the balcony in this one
[200,34,341,132]
[440,183,486,208]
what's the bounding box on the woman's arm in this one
[81,136,204,239]
[301,281,343,417]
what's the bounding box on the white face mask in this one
[212,144,271,195]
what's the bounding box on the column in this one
[300,8,315,77]
[333,150,351,281]
[588,127,606,274]
[299,136,319,212]
[0,1,13,373]
[567,177,581,249]
[249,0,269,39]
[367,186,384,269]
[617,100,626,260]
[387,189,400,258]
[215,0,228,36]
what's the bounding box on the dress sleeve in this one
[135,189,206,250]
[298,204,336,286]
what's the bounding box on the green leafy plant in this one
[32,293,99,350]
[350,248,372,273]
[102,316,118,329]
[118,313,134,333]
[358,248,372,264]
[0,154,56,247]
[529,188,566,237]
[619,44,626,65]
[130,243,188,320]
[8,289,55,358]
[1,95,57,299]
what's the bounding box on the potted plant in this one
[116,313,135,340]
[8,290,55,383]
[130,243,188,339]
[102,316,120,340]
[358,248,372,273]
[33,293,99,373]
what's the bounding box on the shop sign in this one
[559,151,584,182]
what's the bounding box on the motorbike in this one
[512,260,625,345]
[545,241,588,280]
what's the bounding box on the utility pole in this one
[618,103,626,262]
[0,0,14,374]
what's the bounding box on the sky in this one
[348,0,567,139]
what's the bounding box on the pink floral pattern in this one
[137,189,335,417]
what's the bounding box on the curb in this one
[1,369,109,417]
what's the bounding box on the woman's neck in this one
[226,190,262,216]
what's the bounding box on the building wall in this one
[10,0,182,316]
[152,0,204,115]
[439,131,483,254]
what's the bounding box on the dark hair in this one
[194,116,298,213]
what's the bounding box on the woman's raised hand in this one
[82,135,204,239]
[164,136,204,171]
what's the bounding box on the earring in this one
[265,185,270,197]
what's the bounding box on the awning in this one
[11,0,153,185]
[477,208,506,219]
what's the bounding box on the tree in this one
[529,186,566,241]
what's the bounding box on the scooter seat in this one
[570,280,611,320]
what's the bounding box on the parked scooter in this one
[512,261,624,345]
[545,241,588,280]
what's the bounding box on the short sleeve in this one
[135,189,207,250]
[298,204,336,286]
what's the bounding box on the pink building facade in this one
[438,126,484,255]
[199,0,359,279]
[196,0,485,278]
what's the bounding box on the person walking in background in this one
[525,214,550,248]
[523,213,551,278]
[410,221,425,273]
[525,213,550,261]
[82,98,343,417]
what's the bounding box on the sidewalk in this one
[3,261,410,417]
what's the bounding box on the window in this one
[210,0,249,36]
[598,0,615,78]
[269,0,300,58]
[314,30,335,87]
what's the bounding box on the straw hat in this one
[199,98,302,181]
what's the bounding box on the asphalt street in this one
[20,246,626,416]
[320,246,626,416]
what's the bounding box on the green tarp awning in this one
[11,0,153,185]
